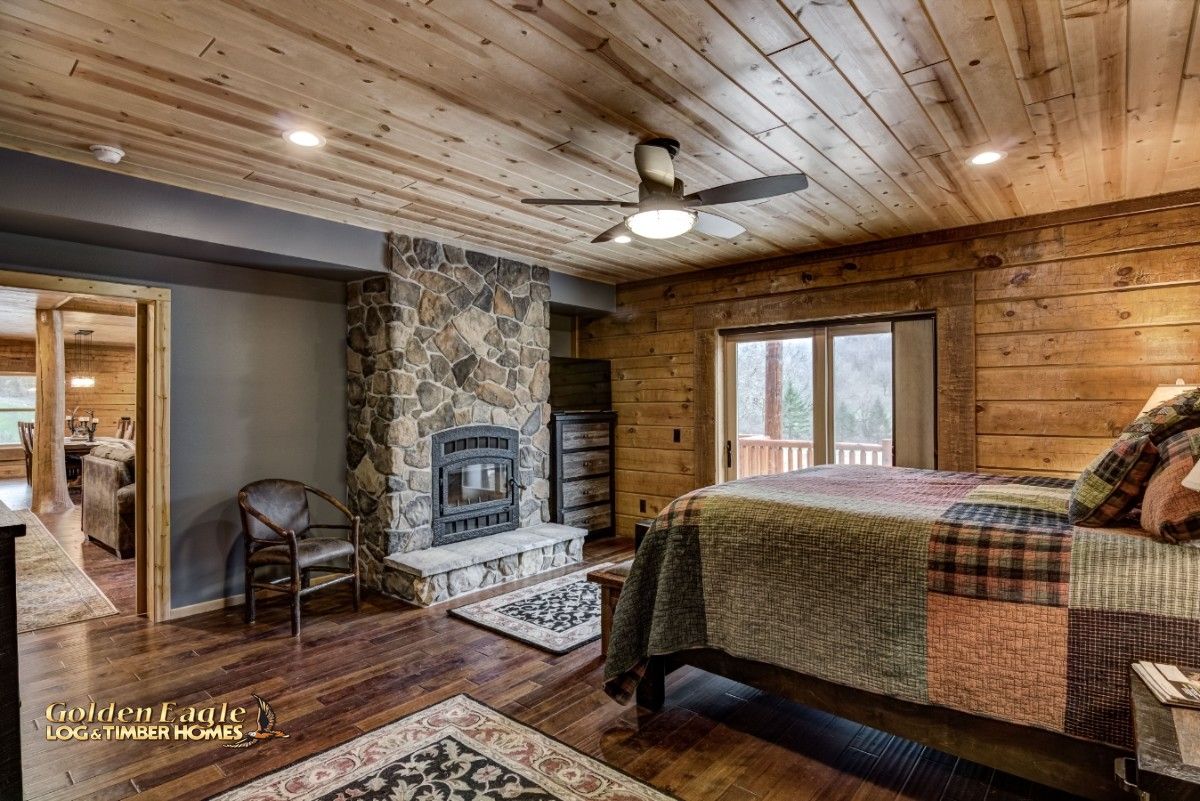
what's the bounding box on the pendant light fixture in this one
[70,329,96,389]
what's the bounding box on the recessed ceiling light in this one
[968,150,1005,166]
[613,234,632,244]
[283,129,325,148]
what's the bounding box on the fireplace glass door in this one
[445,459,511,507]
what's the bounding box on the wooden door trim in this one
[694,273,974,487]
[1,269,171,623]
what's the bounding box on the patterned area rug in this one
[16,510,118,632]
[449,564,608,653]
[212,694,673,801]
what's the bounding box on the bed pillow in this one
[1069,387,1200,526]
[1141,428,1200,544]
[1069,436,1159,526]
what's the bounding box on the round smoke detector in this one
[89,144,125,164]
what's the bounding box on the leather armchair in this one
[81,445,136,558]
[238,479,361,637]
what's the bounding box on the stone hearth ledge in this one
[382,523,585,606]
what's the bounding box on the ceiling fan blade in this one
[520,198,631,206]
[634,143,675,189]
[591,221,632,243]
[692,211,746,239]
[685,173,809,205]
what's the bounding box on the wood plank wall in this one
[0,338,136,437]
[578,198,1200,538]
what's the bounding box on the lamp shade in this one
[1139,382,1199,416]
[1185,460,1200,492]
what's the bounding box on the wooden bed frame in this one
[636,649,1129,801]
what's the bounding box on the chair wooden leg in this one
[290,563,302,637]
[352,553,361,611]
[244,567,256,624]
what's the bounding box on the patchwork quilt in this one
[604,465,1200,749]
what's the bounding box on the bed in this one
[604,465,1200,801]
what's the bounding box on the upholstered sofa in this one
[81,444,135,558]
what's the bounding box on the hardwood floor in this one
[13,533,1082,801]
[0,477,136,614]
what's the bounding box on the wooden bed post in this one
[637,657,667,710]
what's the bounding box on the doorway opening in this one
[0,268,170,625]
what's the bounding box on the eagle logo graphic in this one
[224,694,289,748]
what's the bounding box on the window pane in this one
[735,337,813,478]
[0,375,36,445]
[832,332,893,466]
[445,460,511,507]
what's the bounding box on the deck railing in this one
[737,436,892,478]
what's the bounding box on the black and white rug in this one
[448,564,610,653]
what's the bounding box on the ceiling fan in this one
[520,137,809,243]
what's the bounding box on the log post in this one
[33,309,70,514]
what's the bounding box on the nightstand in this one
[1118,669,1200,799]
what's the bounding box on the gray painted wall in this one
[0,232,346,608]
[0,150,386,278]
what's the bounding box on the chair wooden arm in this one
[304,484,357,521]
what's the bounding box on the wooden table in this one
[1120,670,1200,799]
[587,560,632,656]
[63,436,128,455]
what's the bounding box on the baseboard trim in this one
[169,594,242,620]
[168,574,348,620]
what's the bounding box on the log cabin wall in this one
[0,338,136,438]
[578,197,1200,539]
[63,344,136,438]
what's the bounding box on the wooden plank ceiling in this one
[0,286,136,345]
[0,0,1197,283]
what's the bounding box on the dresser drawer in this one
[561,476,610,507]
[562,449,610,478]
[564,503,612,531]
[561,421,610,450]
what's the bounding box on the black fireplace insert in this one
[430,425,520,546]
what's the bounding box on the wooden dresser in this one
[550,411,616,539]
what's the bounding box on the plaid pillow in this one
[1069,436,1159,526]
[1141,429,1200,544]
[1069,388,1200,526]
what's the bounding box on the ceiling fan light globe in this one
[613,234,632,244]
[626,209,696,239]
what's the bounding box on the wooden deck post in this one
[33,309,71,515]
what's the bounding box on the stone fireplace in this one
[347,234,584,605]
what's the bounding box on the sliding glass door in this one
[727,331,821,478]
[830,323,893,467]
[723,319,927,481]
